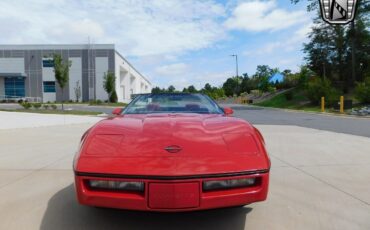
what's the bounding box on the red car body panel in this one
[74,113,270,212]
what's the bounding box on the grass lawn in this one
[0,109,101,116]
[53,102,127,107]
[55,101,89,104]
[255,89,322,112]
[89,102,127,107]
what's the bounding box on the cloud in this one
[152,67,233,90]
[0,0,226,56]
[225,0,307,32]
[155,63,189,76]
[0,0,311,88]
[243,23,313,56]
[194,71,234,87]
[49,19,105,41]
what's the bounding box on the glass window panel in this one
[4,77,25,97]
[43,81,56,93]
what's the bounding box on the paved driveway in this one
[0,103,116,114]
[0,111,101,129]
[3,103,370,137]
[0,112,369,230]
[224,104,370,138]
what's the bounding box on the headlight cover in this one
[89,180,144,192]
[203,178,256,191]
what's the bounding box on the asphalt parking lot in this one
[0,111,370,230]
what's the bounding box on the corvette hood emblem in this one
[164,145,182,153]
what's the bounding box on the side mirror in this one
[223,107,234,116]
[112,108,122,115]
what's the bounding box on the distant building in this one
[0,44,151,103]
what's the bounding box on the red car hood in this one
[76,113,269,176]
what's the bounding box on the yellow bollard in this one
[321,97,325,112]
[340,96,344,113]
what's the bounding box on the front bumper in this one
[74,170,269,212]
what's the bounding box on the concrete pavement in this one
[0,112,369,230]
[0,103,116,114]
[0,112,102,130]
[2,103,370,137]
[228,104,370,138]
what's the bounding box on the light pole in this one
[230,54,238,77]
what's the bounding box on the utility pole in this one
[230,54,238,77]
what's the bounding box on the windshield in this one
[123,93,223,114]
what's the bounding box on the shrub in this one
[251,89,262,96]
[297,66,314,88]
[354,77,370,104]
[109,91,118,103]
[305,78,340,106]
[283,74,299,89]
[43,104,49,110]
[89,99,103,105]
[267,86,276,93]
[50,104,57,110]
[20,102,32,109]
[32,103,42,109]
[285,90,294,101]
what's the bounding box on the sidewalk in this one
[0,111,102,129]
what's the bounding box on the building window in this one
[4,77,25,97]
[42,59,54,67]
[43,81,56,93]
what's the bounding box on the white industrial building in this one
[0,44,151,103]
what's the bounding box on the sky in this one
[0,0,314,90]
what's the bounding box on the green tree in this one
[201,83,225,99]
[103,72,117,102]
[167,85,176,93]
[253,65,278,92]
[240,75,258,94]
[110,91,118,103]
[303,17,348,86]
[305,77,339,106]
[222,77,242,96]
[187,85,197,93]
[152,87,163,93]
[297,66,315,88]
[347,1,370,83]
[214,87,225,99]
[53,54,72,110]
[282,69,292,76]
[293,0,370,89]
[204,83,212,92]
[354,77,370,103]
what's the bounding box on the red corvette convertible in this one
[74,93,270,211]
